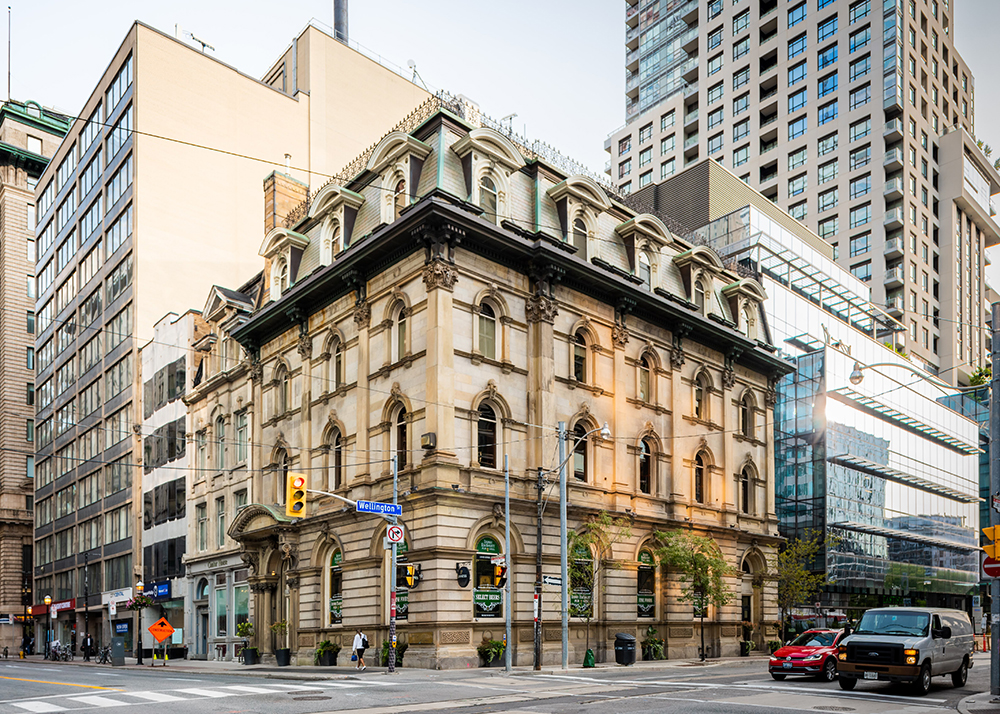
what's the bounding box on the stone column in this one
[525,290,558,476]
[611,321,631,509]
[353,300,372,483]
[421,257,459,467]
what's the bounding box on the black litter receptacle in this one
[614,632,636,666]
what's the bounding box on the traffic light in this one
[984,526,1000,558]
[493,564,508,589]
[397,563,419,589]
[285,472,308,518]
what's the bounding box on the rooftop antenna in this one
[186,31,215,54]
[7,6,10,102]
[406,60,429,91]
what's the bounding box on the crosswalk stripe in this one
[263,685,315,691]
[174,688,234,698]
[10,703,67,713]
[66,696,128,707]
[124,692,187,702]
[218,686,276,694]
[321,682,364,688]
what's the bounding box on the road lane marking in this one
[10,703,68,713]
[0,676,119,690]
[162,678,202,682]
[218,686,277,694]
[66,696,128,707]
[123,692,188,702]
[174,688,234,698]
[261,685,316,691]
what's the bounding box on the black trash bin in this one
[614,632,636,666]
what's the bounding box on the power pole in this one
[990,301,999,697]
[534,467,544,670]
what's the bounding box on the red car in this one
[769,629,845,682]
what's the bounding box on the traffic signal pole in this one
[991,302,999,698]
[388,455,398,674]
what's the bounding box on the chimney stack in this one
[334,0,348,44]
[263,170,309,234]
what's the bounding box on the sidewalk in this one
[959,692,1000,714]
[17,652,768,679]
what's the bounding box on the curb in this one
[957,692,1000,714]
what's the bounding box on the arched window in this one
[573,331,587,382]
[741,306,755,339]
[277,258,289,294]
[740,392,754,438]
[396,407,408,470]
[693,279,706,313]
[637,550,655,618]
[477,403,497,469]
[332,225,342,254]
[196,578,209,600]
[473,535,505,618]
[479,303,496,360]
[638,252,652,289]
[639,438,653,494]
[332,340,344,389]
[694,372,710,421]
[215,416,225,471]
[330,429,343,490]
[393,179,407,219]
[328,550,343,625]
[395,304,407,363]
[638,355,651,402]
[573,423,588,482]
[694,452,706,504]
[480,175,498,223]
[741,466,752,514]
[572,218,588,257]
[276,366,289,415]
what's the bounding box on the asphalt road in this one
[0,655,987,714]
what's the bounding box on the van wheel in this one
[952,659,968,687]
[821,658,837,682]
[770,672,786,680]
[913,663,932,696]
[838,676,857,690]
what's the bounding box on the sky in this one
[13,0,1000,269]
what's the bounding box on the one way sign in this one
[542,575,562,587]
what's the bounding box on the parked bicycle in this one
[96,646,111,664]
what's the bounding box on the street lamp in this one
[135,580,144,665]
[556,421,611,671]
[43,595,51,660]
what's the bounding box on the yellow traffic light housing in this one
[983,525,1000,558]
[285,472,307,518]
[494,564,508,589]
[397,563,418,588]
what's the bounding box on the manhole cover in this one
[293,696,332,701]
[813,707,855,712]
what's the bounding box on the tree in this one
[771,531,831,642]
[653,530,734,661]
[566,511,632,662]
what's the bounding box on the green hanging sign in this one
[638,550,654,565]
[476,536,501,554]
[473,588,502,618]
[397,589,408,621]
[570,588,593,618]
[637,593,655,618]
[331,550,342,567]
[329,595,343,622]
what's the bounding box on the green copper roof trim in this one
[0,101,71,136]
[436,124,445,191]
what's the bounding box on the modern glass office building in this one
[636,162,981,620]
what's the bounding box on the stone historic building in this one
[224,94,793,667]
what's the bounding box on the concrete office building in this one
[0,100,69,653]
[30,19,428,652]
[607,0,1000,385]
[632,161,981,623]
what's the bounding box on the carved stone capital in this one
[722,367,735,390]
[612,323,629,349]
[353,301,371,330]
[249,357,264,383]
[525,294,557,324]
[764,376,779,408]
[422,258,458,291]
[670,345,685,371]
[297,331,312,361]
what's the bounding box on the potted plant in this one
[476,639,505,667]
[236,621,258,665]
[739,620,757,657]
[641,625,664,661]
[314,640,341,667]
[379,640,407,667]
[270,620,290,666]
[767,640,783,654]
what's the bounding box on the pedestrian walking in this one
[352,628,367,671]
[83,633,93,662]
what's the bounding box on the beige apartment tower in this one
[30,20,428,653]
[607,0,999,385]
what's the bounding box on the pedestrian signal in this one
[984,525,1000,558]
[494,564,508,589]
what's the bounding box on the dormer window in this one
[480,175,499,223]
[694,280,706,312]
[277,259,288,293]
[308,183,365,267]
[572,218,588,256]
[259,227,309,302]
[394,179,407,220]
[638,252,652,289]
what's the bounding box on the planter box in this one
[317,651,338,666]
[739,641,752,657]
[275,648,292,666]
[243,649,259,666]
[479,649,505,667]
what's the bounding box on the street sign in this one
[356,500,402,517]
[984,556,1000,579]
[490,555,506,565]
[387,524,405,543]
[147,617,175,644]
[542,575,562,587]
